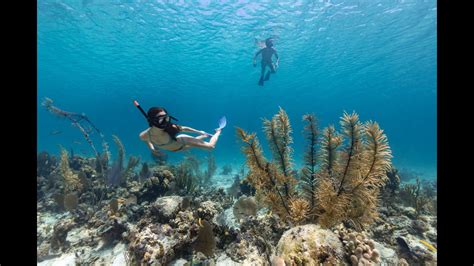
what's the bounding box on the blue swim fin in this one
[218,116,227,130]
[203,116,227,137]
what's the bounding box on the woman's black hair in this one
[147,107,181,140]
[265,38,273,47]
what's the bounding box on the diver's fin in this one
[202,117,227,137]
[258,76,264,86]
[218,116,227,129]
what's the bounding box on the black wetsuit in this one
[256,47,278,85]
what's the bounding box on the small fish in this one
[396,237,410,253]
[198,218,203,227]
[419,240,437,253]
[49,130,62,135]
[73,140,82,145]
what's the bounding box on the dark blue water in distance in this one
[38,0,437,180]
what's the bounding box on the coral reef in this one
[37,111,436,266]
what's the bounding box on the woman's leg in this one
[259,62,267,85]
[195,134,208,140]
[176,130,221,150]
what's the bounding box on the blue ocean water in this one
[38,0,436,180]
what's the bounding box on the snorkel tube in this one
[133,100,149,120]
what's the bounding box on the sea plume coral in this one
[316,113,392,229]
[237,109,392,228]
[236,124,292,219]
[300,114,320,214]
[288,197,310,225]
[263,107,296,197]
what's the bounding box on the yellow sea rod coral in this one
[59,147,83,193]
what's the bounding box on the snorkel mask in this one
[133,101,178,129]
[149,113,172,129]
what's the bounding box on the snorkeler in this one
[253,37,280,86]
[134,101,226,154]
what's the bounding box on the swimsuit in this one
[147,130,185,152]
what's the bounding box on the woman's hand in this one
[151,149,165,157]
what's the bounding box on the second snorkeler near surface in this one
[135,102,225,154]
[253,37,280,86]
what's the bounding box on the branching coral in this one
[237,109,392,229]
[59,147,83,193]
[42,97,109,173]
[399,178,430,217]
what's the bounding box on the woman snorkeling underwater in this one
[135,101,225,154]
